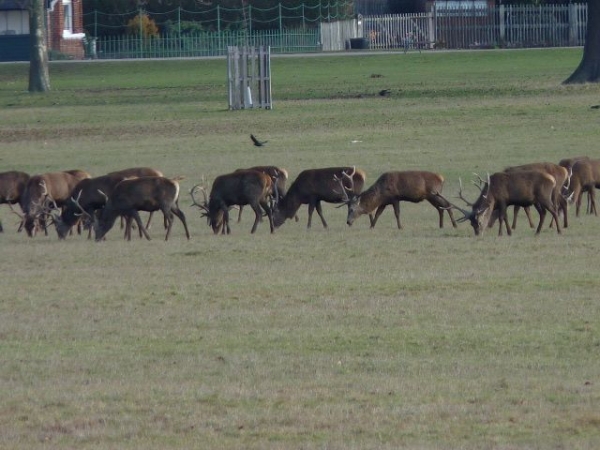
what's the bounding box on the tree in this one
[28,0,50,92]
[564,1,599,84]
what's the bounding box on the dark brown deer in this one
[93,176,189,241]
[340,170,458,229]
[273,167,366,229]
[500,162,569,229]
[190,169,275,234]
[234,166,289,222]
[20,170,91,237]
[0,171,30,232]
[444,171,561,236]
[559,157,597,217]
[53,167,163,239]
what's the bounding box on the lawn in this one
[1,48,600,449]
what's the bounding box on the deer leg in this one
[524,206,535,228]
[171,205,190,239]
[427,196,456,228]
[223,209,231,234]
[250,204,262,234]
[315,201,328,228]
[307,203,315,228]
[560,196,568,228]
[163,212,174,241]
[132,211,151,240]
[369,205,386,229]
[589,188,597,216]
[260,200,275,233]
[145,211,154,230]
[575,188,583,216]
[497,205,510,236]
[392,201,402,229]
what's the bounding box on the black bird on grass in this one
[379,89,391,97]
[250,134,267,147]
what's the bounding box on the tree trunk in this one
[28,0,50,92]
[564,2,600,84]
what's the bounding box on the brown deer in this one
[444,171,561,236]
[53,167,163,239]
[92,176,189,241]
[0,171,30,232]
[190,169,275,234]
[340,170,458,229]
[20,170,91,237]
[234,165,290,222]
[273,167,366,229]
[559,157,597,217]
[499,162,569,229]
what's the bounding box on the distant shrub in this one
[127,13,159,37]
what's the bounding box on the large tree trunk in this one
[564,2,600,84]
[28,0,50,92]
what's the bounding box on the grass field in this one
[2,49,600,449]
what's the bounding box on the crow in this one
[250,134,267,147]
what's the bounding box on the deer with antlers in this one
[273,166,366,229]
[190,169,276,234]
[20,170,91,237]
[91,176,189,241]
[339,170,458,229]
[442,171,561,236]
[233,166,290,223]
[53,167,164,239]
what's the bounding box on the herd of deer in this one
[0,156,598,240]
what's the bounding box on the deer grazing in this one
[53,167,164,239]
[20,170,91,237]
[0,171,30,232]
[234,165,289,223]
[559,156,599,216]
[273,166,366,229]
[92,176,189,241]
[190,169,275,234]
[339,170,458,229]
[443,171,561,236]
[499,162,570,229]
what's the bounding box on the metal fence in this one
[89,3,588,59]
[97,29,321,59]
[365,3,587,50]
[83,1,354,37]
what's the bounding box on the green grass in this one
[1,48,600,449]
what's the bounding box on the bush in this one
[127,13,159,37]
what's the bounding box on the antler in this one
[190,184,209,214]
[333,166,356,203]
[432,188,471,221]
[70,190,93,220]
[456,178,474,207]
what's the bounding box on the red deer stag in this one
[190,169,275,234]
[559,157,597,217]
[340,170,458,229]
[20,170,91,237]
[558,156,600,217]
[92,176,189,241]
[0,171,30,232]
[53,167,163,239]
[443,171,561,236]
[234,166,289,222]
[273,167,366,229]
[497,162,569,229]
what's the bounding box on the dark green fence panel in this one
[96,29,320,59]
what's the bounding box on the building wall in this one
[48,0,85,59]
